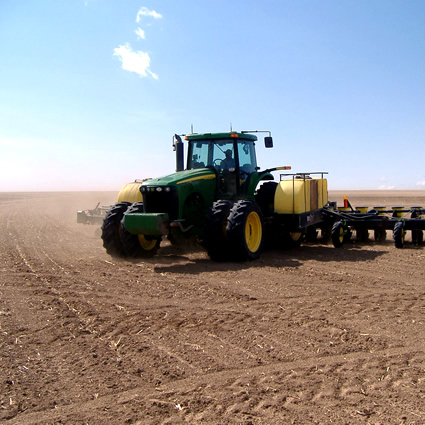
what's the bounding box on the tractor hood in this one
[141,168,216,188]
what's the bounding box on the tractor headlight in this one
[141,186,171,193]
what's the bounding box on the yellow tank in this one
[116,181,144,203]
[274,177,328,214]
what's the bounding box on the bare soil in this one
[1,191,424,425]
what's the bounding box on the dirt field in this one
[1,191,424,425]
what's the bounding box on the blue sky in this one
[1,0,425,191]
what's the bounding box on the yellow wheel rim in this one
[245,211,262,253]
[290,232,302,242]
[138,234,157,251]
[338,226,344,243]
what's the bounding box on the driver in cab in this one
[221,149,235,171]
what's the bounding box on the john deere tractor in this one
[101,131,328,261]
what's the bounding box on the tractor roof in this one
[185,132,257,142]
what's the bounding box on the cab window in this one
[238,142,257,174]
[211,142,234,171]
[188,142,209,169]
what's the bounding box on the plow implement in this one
[321,197,425,249]
[77,202,110,225]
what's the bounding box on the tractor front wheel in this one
[120,202,161,257]
[227,200,264,261]
[101,202,131,257]
[204,200,233,261]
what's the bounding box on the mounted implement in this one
[77,203,110,225]
[321,198,425,249]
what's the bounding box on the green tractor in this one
[101,131,328,261]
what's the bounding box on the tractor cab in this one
[183,132,264,197]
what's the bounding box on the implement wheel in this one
[356,228,369,243]
[412,229,423,245]
[227,200,264,261]
[393,221,405,248]
[331,221,346,248]
[101,202,130,257]
[204,200,233,261]
[282,231,303,248]
[120,202,161,257]
[305,226,318,242]
[374,228,387,242]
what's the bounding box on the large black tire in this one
[204,200,233,261]
[331,221,345,248]
[120,202,161,258]
[101,202,131,256]
[393,221,405,248]
[255,182,278,217]
[227,200,264,261]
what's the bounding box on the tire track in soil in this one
[0,210,157,420]
[5,346,424,425]
[1,192,425,424]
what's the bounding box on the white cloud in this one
[136,7,162,23]
[416,181,425,187]
[113,7,162,79]
[377,184,395,190]
[135,28,146,40]
[113,44,158,79]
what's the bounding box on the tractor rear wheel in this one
[331,221,345,248]
[393,221,405,248]
[255,182,278,217]
[204,200,233,261]
[227,200,264,261]
[101,202,131,256]
[120,202,161,257]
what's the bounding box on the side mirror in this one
[264,136,273,148]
